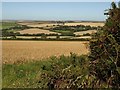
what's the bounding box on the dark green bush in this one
[89,2,120,88]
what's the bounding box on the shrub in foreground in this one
[89,2,120,88]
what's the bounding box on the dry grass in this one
[18,22,58,27]
[19,22,104,27]
[72,36,91,39]
[65,22,104,27]
[74,30,97,35]
[18,28,60,35]
[2,40,89,64]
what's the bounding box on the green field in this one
[51,30,74,36]
[1,22,21,29]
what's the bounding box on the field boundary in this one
[1,38,90,41]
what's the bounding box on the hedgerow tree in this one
[89,1,120,88]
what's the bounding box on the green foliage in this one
[51,30,75,36]
[31,54,90,88]
[56,35,60,39]
[111,2,117,9]
[89,2,120,88]
[118,1,120,8]
[50,25,101,36]
[1,22,20,29]
[2,37,90,41]
[83,33,91,36]
[3,54,89,88]
[41,34,47,39]
[2,59,55,88]
[2,22,31,37]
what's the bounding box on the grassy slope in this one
[3,59,52,88]
[3,54,89,88]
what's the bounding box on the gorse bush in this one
[38,54,90,89]
[89,2,120,88]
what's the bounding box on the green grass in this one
[1,22,21,29]
[0,23,2,29]
[2,54,89,88]
[51,30,74,36]
[3,53,112,88]
[3,60,50,88]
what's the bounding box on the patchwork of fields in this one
[2,40,89,64]
[18,22,104,36]
[2,21,103,64]
[2,21,105,40]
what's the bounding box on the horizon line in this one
[2,19,106,22]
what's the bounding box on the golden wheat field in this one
[18,28,60,35]
[2,40,89,64]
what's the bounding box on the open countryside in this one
[1,21,103,64]
[2,2,120,89]
[18,22,104,27]
[1,21,104,40]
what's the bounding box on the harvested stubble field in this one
[2,40,89,64]
[19,22,104,27]
[18,22,58,27]
[74,30,97,35]
[18,28,60,35]
[65,22,104,27]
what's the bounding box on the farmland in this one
[1,21,103,64]
[1,21,104,40]
[74,30,97,35]
[1,21,103,78]
[18,28,60,35]
[2,2,120,88]
[18,22,58,27]
[65,22,104,27]
[0,22,21,29]
[1,21,105,88]
[18,22,104,27]
[2,40,89,64]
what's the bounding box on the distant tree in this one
[11,35,16,39]
[41,34,47,39]
[56,35,60,39]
